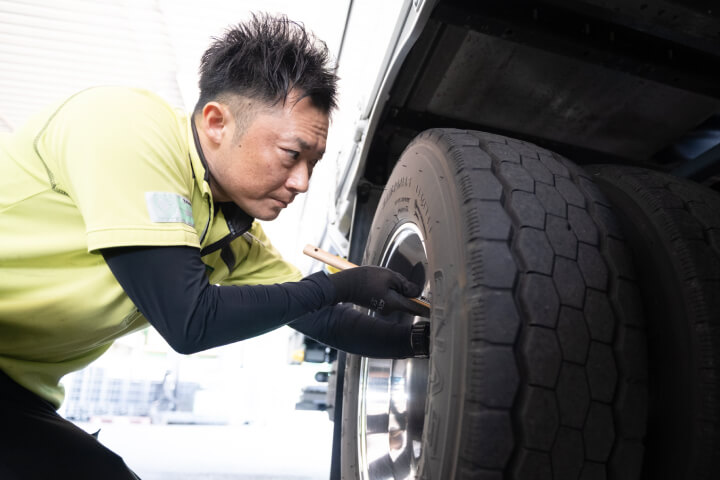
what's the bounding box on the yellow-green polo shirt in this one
[0,87,301,408]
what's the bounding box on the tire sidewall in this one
[342,134,483,479]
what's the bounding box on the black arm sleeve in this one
[102,245,335,354]
[290,305,415,359]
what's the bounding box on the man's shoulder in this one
[52,86,189,160]
[68,86,179,118]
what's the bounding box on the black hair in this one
[194,13,338,115]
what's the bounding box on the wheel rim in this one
[358,223,430,480]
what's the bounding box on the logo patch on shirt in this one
[145,192,194,227]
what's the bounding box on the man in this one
[0,13,428,479]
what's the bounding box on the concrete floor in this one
[76,410,334,480]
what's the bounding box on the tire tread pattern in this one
[419,130,647,479]
[590,166,720,479]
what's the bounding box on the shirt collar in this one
[188,115,256,235]
[188,115,212,197]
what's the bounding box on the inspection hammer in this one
[302,244,431,310]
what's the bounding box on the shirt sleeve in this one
[35,87,199,252]
[290,305,415,358]
[102,245,335,354]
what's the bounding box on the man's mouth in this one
[273,198,290,208]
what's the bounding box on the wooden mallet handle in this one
[302,244,358,271]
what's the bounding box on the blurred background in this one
[0,1,352,478]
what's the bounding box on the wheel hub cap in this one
[358,224,429,480]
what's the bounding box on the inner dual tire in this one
[588,166,720,480]
[340,129,648,479]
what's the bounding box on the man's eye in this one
[285,149,300,160]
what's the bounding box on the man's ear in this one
[201,102,230,146]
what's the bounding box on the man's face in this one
[201,92,329,220]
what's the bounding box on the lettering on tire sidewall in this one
[367,162,459,480]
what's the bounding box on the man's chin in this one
[231,200,283,221]
[254,208,282,221]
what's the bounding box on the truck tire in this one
[340,129,648,479]
[588,166,720,480]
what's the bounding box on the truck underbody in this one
[361,0,720,190]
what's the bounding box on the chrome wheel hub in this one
[358,223,429,480]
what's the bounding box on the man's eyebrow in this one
[294,137,325,156]
[295,137,311,150]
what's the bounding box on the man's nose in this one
[287,161,310,193]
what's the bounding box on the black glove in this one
[327,266,430,317]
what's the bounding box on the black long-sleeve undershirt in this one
[101,246,414,358]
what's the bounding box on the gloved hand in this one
[327,265,430,317]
